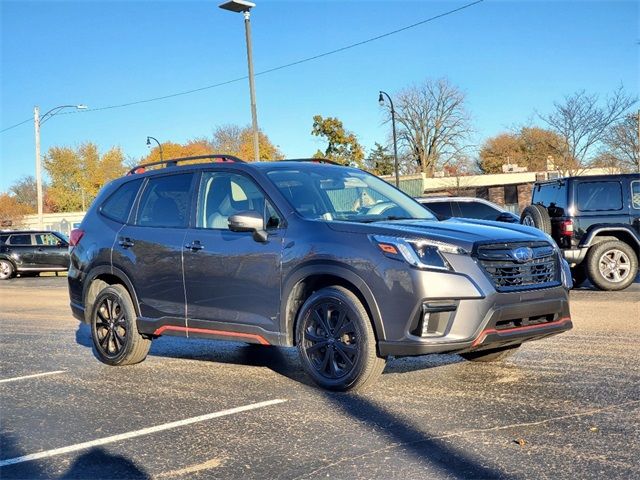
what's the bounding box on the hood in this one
[326,217,549,252]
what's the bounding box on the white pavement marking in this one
[0,399,286,468]
[0,371,66,384]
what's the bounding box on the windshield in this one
[266,167,436,223]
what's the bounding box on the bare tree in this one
[601,112,640,173]
[384,78,472,177]
[540,86,637,175]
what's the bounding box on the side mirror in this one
[228,210,268,242]
[497,212,519,223]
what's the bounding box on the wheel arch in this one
[83,265,140,324]
[280,264,384,347]
[580,226,640,251]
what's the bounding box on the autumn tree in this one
[601,112,640,173]
[479,127,565,173]
[366,143,394,176]
[384,78,472,177]
[311,115,365,167]
[44,142,126,212]
[8,176,37,212]
[211,125,283,161]
[141,138,213,165]
[540,86,637,175]
[0,193,31,227]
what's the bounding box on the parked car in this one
[0,230,70,280]
[417,196,520,223]
[521,173,640,290]
[68,155,573,391]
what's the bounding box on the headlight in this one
[372,235,467,271]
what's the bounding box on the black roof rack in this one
[127,154,245,175]
[279,158,341,165]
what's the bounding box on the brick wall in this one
[517,183,533,210]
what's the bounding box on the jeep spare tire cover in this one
[520,204,552,234]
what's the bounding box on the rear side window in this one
[423,201,454,218]
[101,179,143,223]
[456,201,500,220]
[8,234,32,245]
[631,181,640,209]
[577,182,623,212]
[136,174,194,228]
[0,235,8,244]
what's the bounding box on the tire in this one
[586,240,638,291]
[0,259,14,280]
[460,344,520,363]
[520,205,552,234]
[296,286,386,392]
[570,265,588,287]
[90,284,151,366]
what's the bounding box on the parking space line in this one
[0,371,66,384]
[0,398,286,467]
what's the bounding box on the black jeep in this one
[521,173,640,290]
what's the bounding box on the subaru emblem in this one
[512,247,534,263]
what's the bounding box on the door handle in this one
[184,241,204,251]
[118,237,135,248]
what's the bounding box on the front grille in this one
[475,242,559,291]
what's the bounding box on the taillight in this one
[70,229,85,247]
[560,219,574,237]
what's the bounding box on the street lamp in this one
[378,91,400,188]
[34,104,87,228]
[219,0,260,161]
[146,136,164,161]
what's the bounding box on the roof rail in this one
[280,158,341,165]
[127,154,245,175]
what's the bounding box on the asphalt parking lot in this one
[1,276,639,479]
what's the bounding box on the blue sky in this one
[1,0,638,192]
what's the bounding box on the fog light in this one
[421,311,432,337]
[416,302,458,338]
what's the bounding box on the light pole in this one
[378,91,400,187]
[34,104,87,228]
[219,0,260,161]
[146,136,164,160]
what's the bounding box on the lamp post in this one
[146,136,164,160]
[378,91,400,187]
[34,104,87,228]
[219,0,260,161]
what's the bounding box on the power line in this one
[1,0,484,133]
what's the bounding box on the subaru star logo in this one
[512,247,534,263]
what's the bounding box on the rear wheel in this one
[460,345,520,362]
[296,286,385,392]
[0,260,14,280]
[586,240,638,291]
[520,205,552,234]
[90,284,151,366]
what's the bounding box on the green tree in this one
[311,115,365,167]
[44,142,126,212]
[366,143,394,175]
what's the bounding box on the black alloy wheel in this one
[296,286,385,391]
[90,284,151,366]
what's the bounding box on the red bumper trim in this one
[153,325,270,345]
[471,316,572,348]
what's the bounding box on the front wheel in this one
[90,284,151,366]
[296,286,385,392]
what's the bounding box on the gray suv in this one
[68,156,573,391]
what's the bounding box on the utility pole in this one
[34,106,43,230]
[244,10,260,162]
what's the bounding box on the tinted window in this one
[631,181,640,210]
[577,182,623,212]
[0,235,9,244]
[101,179,143,223]
[136,174,194,228]
[422,201,454,218]
[9,234,32,245]
[534,183,567,211]
[457,201,500,220]
[197,172,281,230]
[34,233,61,245]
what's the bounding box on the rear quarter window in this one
[576,181,623,212]
[100,179,143,223]
[631,180,640,210]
